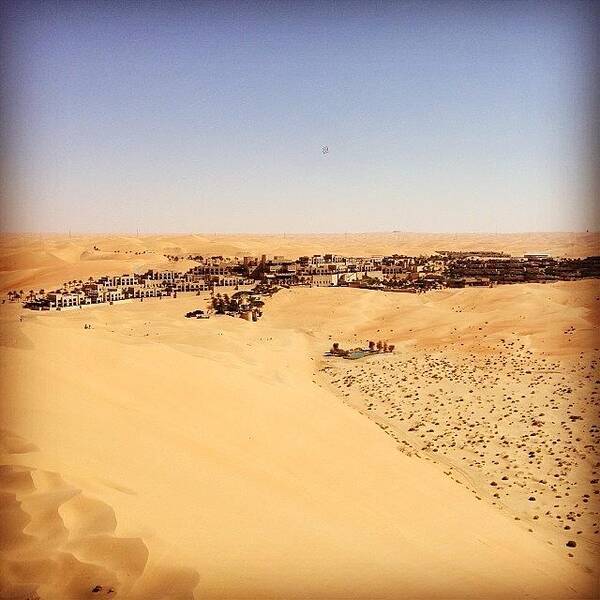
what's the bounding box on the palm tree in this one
[376,340,383,352]
[388,344,395,352]
[368,341,375,351]
[331,342,340,354]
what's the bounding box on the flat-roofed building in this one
[47,291,85,309]
[311,273,339,287]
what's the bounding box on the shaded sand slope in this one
[0,287,597,599]
[1,456,148,600]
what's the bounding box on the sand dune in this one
[313,284,599,573]
[0,235,599,598]
[0,460,151,599]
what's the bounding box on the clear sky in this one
[1,1,598,233]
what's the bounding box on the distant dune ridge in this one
[0,233,598,599]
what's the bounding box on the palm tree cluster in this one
[211,293,239,314]
[209,290,266,320]
[8,289,47,302]
[369,340,395,353]
[330,342,348,356]
[329,340,395,357]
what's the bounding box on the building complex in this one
[14,251,600,311]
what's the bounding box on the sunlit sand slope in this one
[0,281,597,598]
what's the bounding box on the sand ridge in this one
[0,433,171,600]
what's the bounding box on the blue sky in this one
[1,1,597,233]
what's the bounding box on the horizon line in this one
[1,230,599,237]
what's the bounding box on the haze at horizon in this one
[1,1,598,234]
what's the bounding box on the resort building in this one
[17,251,600,311]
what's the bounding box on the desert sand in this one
[1,233,599,599]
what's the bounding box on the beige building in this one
[311,273,339,287]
